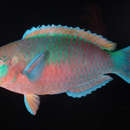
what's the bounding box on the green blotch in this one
[26,34,48,39]
[0,56,9,63]
[29,34,85,65]
[0,65,8,78]
[46,36,69,64]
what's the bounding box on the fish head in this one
[0,48,27,89]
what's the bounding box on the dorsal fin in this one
[22,25,116,51]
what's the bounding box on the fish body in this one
[0,25,129,115]
[0,36,113,95]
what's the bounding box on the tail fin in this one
[111,46,130,83]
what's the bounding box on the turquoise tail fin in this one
[111,46,130,83]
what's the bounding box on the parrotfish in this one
[0,25,129,115]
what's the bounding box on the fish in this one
[0,25,129,115]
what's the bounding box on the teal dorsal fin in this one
[22,25,84,39]
[22,25,116,51]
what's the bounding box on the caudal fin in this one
[111,46,130,83]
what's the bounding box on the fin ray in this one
[111,46,130,83]
[66,75,113,98]
[24,94,40,115]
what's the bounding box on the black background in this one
[0,1,129,130]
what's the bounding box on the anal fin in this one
[66,75,113,98]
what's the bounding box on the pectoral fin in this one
[23,51,49,81]
[24,94,40,115]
